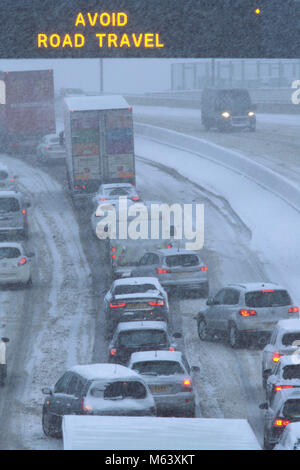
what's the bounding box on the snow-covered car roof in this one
[116,321,168,332]
[277,355,300,367]
[277,319,300,333]
[0,190,22,199]
[283,422,300,441]
[64,95,130,111]
[152,248,201,256]
[228,282,287,292]
[130,350,183,363]
[113,277,162,287]
[101,183,135,190]
[69,363,139,381]
[114,292,163,301]
[0,242,24,250]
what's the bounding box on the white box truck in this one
[64,95,135,197]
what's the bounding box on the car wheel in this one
[200,282,209,298]
[263,435,273,450]
[228,323,241,349]
[197,318,210,341]
[42,411,61,438]
[26,277,32,287]
[262,370,271,390]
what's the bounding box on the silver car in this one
[0,242,34,286]
[260,389,300,449]
[0,191,30,240]
[0,164,17,191]
[266,355,300,406]
[36,133,66,164]
[262,319,300,388]
[128,350,199,417]
[92,183,140,208]
[196,282,297,349]
[131,248,209,296]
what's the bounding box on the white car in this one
[36,133,66,164]
[262,319,300,388]
[0,164,17,190]
[92,183,140,208]
[266,355,300,405]
[0,242,34,286]
[128,350,199,417]
[274,422,300,450]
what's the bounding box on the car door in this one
[63,373,85,415]
[217,288,240,331]
[49,372,72,416]
[263,328,279,372]
[133,253,160,277]
[206,288,227,330]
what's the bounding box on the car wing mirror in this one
[42,387,53,395]
[25,201,31,208]
[191,365,200,373]
[27,252,35,258]
[206,297,214,306]
[259,402,268,410]
[1,337,9,343]
[173,332,182,339]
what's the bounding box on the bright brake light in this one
[99,198,107,201]
[131,196,140,201]
[110,348,117,356]
[156,268,171,274]
[169,347,175,351]
[22,209,26,215]
[274,418,291,427]
[274,385,294,392]
[272,352,283,362]
[183,379,191,387]
[18,257,27,266]
[148,300,164,306]
[288,306,299,313]
[200,266,208,271]
[239,309,256,317]
[82,399,92,413]
[167,244,172,249]
[110,302,126,308]
[182,379,192,392]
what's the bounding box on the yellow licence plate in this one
[127,303,148,309]
[149,385,169,393]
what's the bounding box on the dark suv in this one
[201,88,256,132]
[41,363,156,438]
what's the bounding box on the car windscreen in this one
[103,380,147,399]
[282,365,300,380]
[114,284,158,295]
[0,171,8,180]
[165,254,199,268]
[0,247,21,259]
[282,399,300,419]
[118,330,168,348]
[132,360,184,376]
[216,90,252,113]
[0,198,20,212]
[245,290,291,308]
[282,333,300,347]
[107,188,132,196]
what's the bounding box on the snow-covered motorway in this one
[0,105,299,449]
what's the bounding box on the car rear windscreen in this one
[103,380,147,399]
[0,171,8,180]
[0,247,21,259]
[282,365,300,380]
[245,290,291,308]
[282,399,300,419]
[132,360,184,376]
[165,254,199,268]
[0,198,20,212]
[118,330,168,348]
[114,284,158,295]
[282,333,300,347]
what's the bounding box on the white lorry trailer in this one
[64,95,135,197]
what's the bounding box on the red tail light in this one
[182,379,192,391]
[239,309,257,317]
[131,196,140,201]
[45,145,51,150]
[74,185,79,189]
[111,247,116,252]
[82,185,86,189]
[274,385,294,392]
[111,254,116,259]
[288,306,299,313]
[156,267,171,274]
[109,302,126,308]
[200,266,208,271]
[110,348,117,356]
[22,209,26,215]
[148,300,164,306]
[10,178,14,182]
[18,257,27,266]
[274,418,291,427]
[272,352,283,362]
[82,398,92,414]
[261,289,274,293]
[167,244,172,249]
[169,347,175,351]
[99,198,107,201]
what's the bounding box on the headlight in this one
[248,111,255,117]
[221,111,230,118]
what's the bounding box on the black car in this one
[41,363,156,438]
[104,279,170,337]
[108,321,181,365]
[201,88,256,132]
